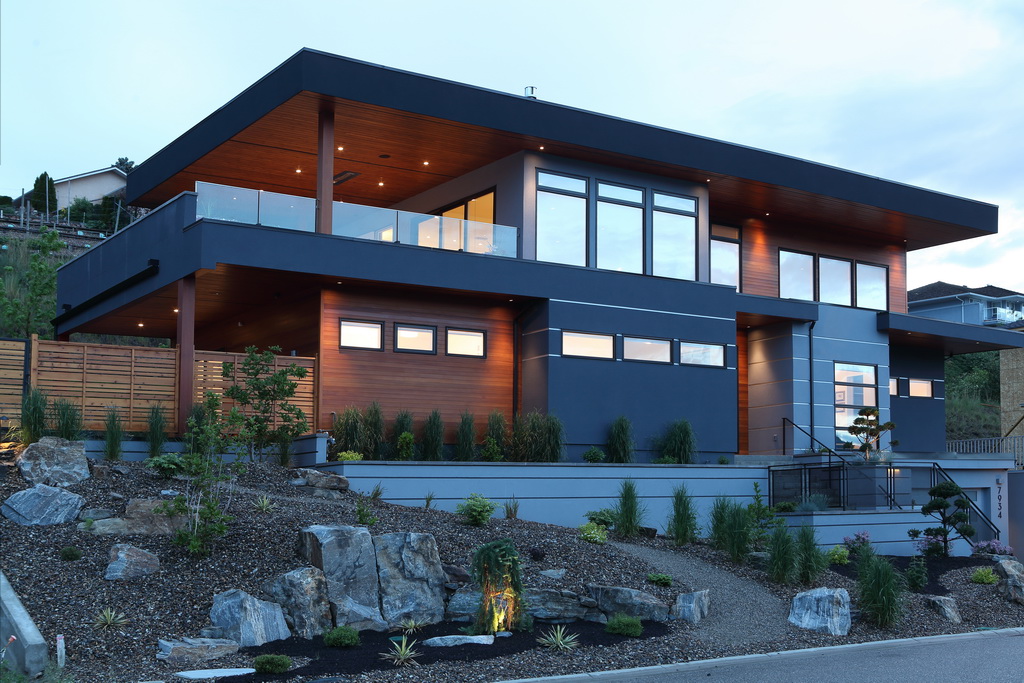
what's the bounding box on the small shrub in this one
[917,481,977,557]
[843,530,872,561]
[795,525,828,585]
[537,624,579,651]
[422,410,445,461]
[83,517,95,531]
[826,545,850,565]
[766,525,796,584]
[578,521,608,544]
[394,618,429,635]
[970,567,999,585]
[379,635,420,667]
[795,493,831,512]
[581,446,605,463]
[391,410,414,458]
[355,499,377,526]
[146,453,184,478]
[51,399,83,441]
[606,416,635,464]
[363,401,386,460]
[332,407,365,456]
[708,496,731,550]
[667,484,698,546]
[748,482,780,550]
[647,573,672,587]
[614,478,646,538]
[657,418,697,464]
[717,455,729,465]
[103,406,124,460]
[905,556,928,592]
[323,625,361,647]
[503,497,520,520]
[722,501,751,564]
[146,404,168,459]
[486,410,507,456]
[253,494,277,513]
[93,607,128,629]
[253,654,291,674]
[423,490,436,510]
[772,501,798,513]
[334,450,363,462]
[857,554,904,628]
[59,546,82,562]
[369,482,385,500]
[585,508,617,529]
[397,431,415,461]
[455,411,476,461]
[605,613,643,637]
[20,387,48,445]
[971,539,1014,556]
[456,493,497,526]
[537,412,565,463]
[480,436,503,462]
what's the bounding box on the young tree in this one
[0,227,66,338]
[909,481,976,557]
[846,407,898,461]
[113,157,135,173]
[30,172,58,216]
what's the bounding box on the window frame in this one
[677,340,726,368]
[431,187,497,224]
[339,318,385,352]
[393,323,437,355]
[908,378,934,398]
[537,169,588,196]
[817,254,854,307]
[652,194,699,282]
[445,327,487,359]
[622,335,672,364]
[710,224,742,290]
[854,260,890,311]
[778,248,816,301]
[561,330,616,360]
[833,361,878,447]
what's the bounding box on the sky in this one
[0,0,1021,291]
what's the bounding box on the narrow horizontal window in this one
[562,331,614,359]
[394,324,435,353]
[598,183,643,204]
[834,363,876,386]
[711,224,740,241]
[654,192,697,213]
[446,329,485,357]
[679,341,725,367]
[340,320,383,350]
[538,171,586,194]
[623,337,671,363]
[909,379,933,398]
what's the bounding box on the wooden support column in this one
[176,274,196,434]
[316,102,335,234]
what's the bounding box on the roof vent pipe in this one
[524,86,537,99]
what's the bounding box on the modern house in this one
[909,282,1024,327]
[14,166,127,212]
[54,49,1024,466]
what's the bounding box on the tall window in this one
[818,257,852,306]
[653,193,697,280]
[710,225,740,289]
[855,263,888,310]
[834,362,877,447]
[536,172,587,266]
[780,250,888,310]
[597,183,644,273]
[779,250,815,300]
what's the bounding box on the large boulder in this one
[156,638,238,666]
[105,544,160,580]
[525,588,588,623]
[670,590,711,624]
[330,595,388,632]
[586,585,670,622]
[993,559,1024,581]
[296,469,349,491]
[924,595,962,624]
[374,532,447,626]
[997,576,1024,606]
[2,484,84,525]
[82,499,187,535]
[788,588,850,636]
[17,437,89,487]
[445,587,482,623]
[209,590,290,647]
[296,525,383,627]
[262,567,333,639]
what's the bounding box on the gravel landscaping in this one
[1,456,1021,683]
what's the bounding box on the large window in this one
[340,320,383,350]
[653,193,697,280]
[537,172,587,266]
[562,331,614,359]
[780,250,888,309]
[679,341,725,367]
[710,225,740,289]
[855,263,888,310]
[623,336,671,363]
[834,362,877,447]
[819,257,852,306]
[779,250,815,300]
[597,186,643,273]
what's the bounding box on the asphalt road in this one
[500,628,1024,683]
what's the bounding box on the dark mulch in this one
[221,620,668,681]
[830,553,992,595]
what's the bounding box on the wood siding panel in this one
[0,338,28,426]
[741,219,908,313]
[319,288,515,441]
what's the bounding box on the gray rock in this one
[172,668,255,680]
[330,595,388,632]
[84,498,187,535]
[993,559,1024,580]
[443,564,471,584]
[17,437,89,487]
[262,567,333,639]
[209,589,290,647]
[289,478,308,486]
[296,468,349,490]
[587,584,670,622]
[296,525,383,624]
[525,588,586,623]
[79,507,115,521]
[160,489,181,497]
[2,484,85,525]
[924,595,962,623]
[444,587,482,622]
[421,635,494,647]
[539,569,566,580]
[105,544,160,580]
[670,590,710,624]
[156,638,238,665]
[579,596,598,608]
[374,532,447,626]
[312,489,345,500]
[997,576,1024,605]
[788,588,851,636]
[748,551,768,569]
[198,627,225,639]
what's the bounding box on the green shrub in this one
[455,411,476,461]
[718,455,730,464]
[667,484,698,546]
[146,453,184,478]
[795,525,828,585]
[747,482,780,550]
[486,410,507,456]
[905,556,928,591]
[915,481,977,557]
[397,432,414,461]
[503,497,519,520]
[606,416,635,464]
[334,450,363,462]
[647,573,672,587]
[422,410,444,461]
[480,436,503,462]
[657,419,696,464]
[103,406,124,460]
[581,446,605,463]
[537,412,565,463]
[605,613,643,637]
[826,545,850,565]
[857,554,904,627]
[333,407,364,456]
[52,399,83,441]
[585,508,617,529]
[970,567,999,585]
[363,401,385,460]
[470,538,527,633]
[323,625,361,647]
[722,501,751,564]
[59,546,82,561]
[355,498,378,526]
[796,493,831,512]
[391,410,414,458]
[21,387,48,445]
[253,654,292,674]
[146,404,168,458]
[508,411,532,462]
[773,501,798,513]
[766,525,796,584]
[614,478,645,538]
[456,493,497,526]
[708,496,732,550]
[578,521,608,544]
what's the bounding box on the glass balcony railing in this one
[196,181,518,258]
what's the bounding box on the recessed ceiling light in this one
[295,168,302,173]
[378,178,384,186]
[765,213,770,216]
[423,161,429,165]
[173,308,179,313]
[539,145,545,150]
[337,146,344,151]
[137,322,144,328]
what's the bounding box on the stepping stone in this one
[174,668,255,680]
[422,634,494,647]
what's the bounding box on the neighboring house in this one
[908,281,1024,327]
[54,49,1024,461]
[13,166,127,212]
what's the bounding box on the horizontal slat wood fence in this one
[0,337,317,435]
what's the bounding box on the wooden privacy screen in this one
[0,338,29,426]
[31,339,178,433]
[193,350,318,432]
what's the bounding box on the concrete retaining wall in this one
[0,571,47,677]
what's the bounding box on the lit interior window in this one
[447,329,485,357]
[623,337,671,363]
[340,320,382,349]
[889,378,898,396]
[395,325,435,353]
[909,379,933,398]
[562,331,614,359]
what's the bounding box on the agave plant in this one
[536,624,579,652]
[379,635,421,667]
[93,608,129,629]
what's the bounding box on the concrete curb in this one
[0,570,48,677]
[497,627,1024,682]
